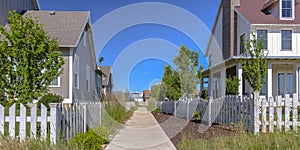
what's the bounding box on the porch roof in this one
[202,56,300,77]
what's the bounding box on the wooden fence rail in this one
[0,102,101,144]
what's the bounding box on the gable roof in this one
[236,0,300,24]
[32,0,40,9]
[100,66,112,86]
[23,10,90,47]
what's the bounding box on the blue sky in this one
[39,0,220,92]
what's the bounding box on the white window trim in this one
[256,29,268,50]
[74,55,80,89]
[86,65,90,92]
[280,29,293,51]
[49,76,61,88]
[280,0,295,20]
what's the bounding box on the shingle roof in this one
[100,66,111,86]
[23,10,90,47]
[236,0,300,24]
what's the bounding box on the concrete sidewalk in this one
[105,107,177,150]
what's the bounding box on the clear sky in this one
[39,0,220,92]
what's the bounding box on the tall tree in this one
[174,45,201,98]
[0,11,64,104]
[240,33,268,93]
[162,65,181,100]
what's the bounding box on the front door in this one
[278,73,294,97]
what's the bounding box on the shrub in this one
[145,100,156,111]
[226,76,239,95]
[153,108,161,113]
[192,111,201,121]
[38,93,63,108]
[71,129,107,150]
[200,89,208,100]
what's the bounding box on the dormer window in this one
[280,0,294,19]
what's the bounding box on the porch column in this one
[237,63,243,98]
[208,73,212,97]
[220,68,226,97]
[267,63,273,98]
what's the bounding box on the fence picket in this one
[284,94,290,131]
[30,103,37,138]
[277,96,282,132]
[262,97,267,133]
[19,103,27,140]
[292,93,298,131]
[269,97,274,133]
[41,104,47,140]
[0,104,4,135]
[9,103,16,138]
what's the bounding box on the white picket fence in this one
[0,102,101,144]
[160,93,300,133]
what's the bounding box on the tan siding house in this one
[24,11,102,103]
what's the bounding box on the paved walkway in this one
[105,107,177,150]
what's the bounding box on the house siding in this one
[251,25,300,56]
[237,13,250,55]
[0,0,37,26]
[73,27,99,102]
[49,48,70,99]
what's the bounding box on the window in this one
[240,34,245,54]
[287,73,294,97]
[74,56,79,89]
[50,76,60,87]
[281,0,292,18]
[257,30,267,49]
[86,65,90,91]
[278,73,285,97]
[281,30,292,50]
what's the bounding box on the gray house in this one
[0,0,39,26]
[100,66,114,96]
[23,11,102,103]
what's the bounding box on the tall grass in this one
[177,130,300,150]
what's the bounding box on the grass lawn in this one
[177,130,300,150]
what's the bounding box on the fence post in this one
[251,92,259,133]
[208,97,213,126]
[284,94,290,131]
[50,103,60,145]
[186,101,189,120]
[82,103,87,132]
[174,101,177,117]
[292,93,298,132]
[0,104,4,135]
[9,103,16,138]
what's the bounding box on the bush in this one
[71,129,107,150]
[153,108,161,113]
[226,76,239,95]
[38,93,63,108]
[145,100,156,111]
[200,89,208,100]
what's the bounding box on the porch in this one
[202,59,300,100]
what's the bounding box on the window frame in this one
[86,65,90,92]
[49,76,60,87]
[257,30,268,50]
[74,55,80,89]
[280,0,294,20]
[281,30,292,51]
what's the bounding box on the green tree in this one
[162,65,181,100]
[240,33,267,92]
[0,11,64,104]
[226,76,240,95]
[150,84,160,100]
[174,45,202,98]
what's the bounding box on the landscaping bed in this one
[152,112,237,146]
